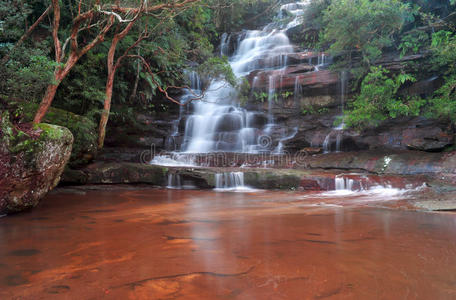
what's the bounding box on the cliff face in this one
[101,31,454,158]
[0,116,73,214]
[102,65,454,157]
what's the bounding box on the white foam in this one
[214,186,259,193]
[151,155,196,167]
[318,184,424,200]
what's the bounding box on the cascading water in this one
[278,1,310,30]
[165,70,201,151]
[167,173,182,189]
[181,2,310,154]
[215,172,252,191]
[323,70,348,153]
[335,176,355,191]
[220,33,231,57]
[153,1,321,190]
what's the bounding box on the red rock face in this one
[249,68,339,93]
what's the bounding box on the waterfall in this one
[315,52,328,71]
[215,172,248,191]
[150,1,314,161]
[335,176,354,191]
[323,133,331,153]
[166,71,201,151]
[323,70,348,153]
[294,76,302,103]
[267,75,275,124]
[336,70,347,129]
[167,173,182,189]
[340,70,347,112]
[336,132,342,152]
[179,2,309,154]
[220,33,231,57]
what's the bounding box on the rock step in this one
[62,161,429,191]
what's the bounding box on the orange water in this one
[0,189,455,299]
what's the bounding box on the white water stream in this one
[181,1,310,154]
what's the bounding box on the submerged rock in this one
[0,117,73,214]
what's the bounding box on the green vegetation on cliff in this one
[1,0,455,150]
[308,0,456,128]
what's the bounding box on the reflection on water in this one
[0,188,455,299]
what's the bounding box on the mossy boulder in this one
[21,104,97,167]
[0,114,73,214]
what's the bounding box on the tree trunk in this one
[97,32,119,150]
[33,53,79,124]
[98,71,115,150]
[97,17,139,150]
[33,83,59,124]
[129,50,141,103]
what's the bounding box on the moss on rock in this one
[0,116,74,214]
[21,104,97,167]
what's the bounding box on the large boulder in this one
[21,104,97,167]
[0,116,73,214]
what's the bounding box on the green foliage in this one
[425,31,456,122]
[253,91,268,103]
[281,91,293,99]
[40,107,98,167]
[431,31,456,74]
[321,0,413,70]
[18,103,97,167]
[398,30,429,57]
[211,0,278,32]
[238,77,251,106]
[54,52,106,115]
[0,0,32,43]
[301,106,329,116]
[197,56,236,87]
[345,66,425,128]
[426,75,456,122]
[0,111,67,159]
[303,0,331,30]
[0,46,55,102]
[250,89,294,105]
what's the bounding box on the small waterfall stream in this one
[167,173,182,189]
[323,70,348,153]
[215,172,246,191]
[335,176,355,191]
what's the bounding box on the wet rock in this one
[105,111,178,151]
[360,117,454,152]
[399,76,443,98]
[0,117,73,214]
[249,68,338,96]
[62,162,168,185]
[282,114,454,153]
[302,147,323,155]
[414,199,456,211]
[18,104,96,167]
[286,26,319,46]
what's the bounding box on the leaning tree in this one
[33,0,201,125]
